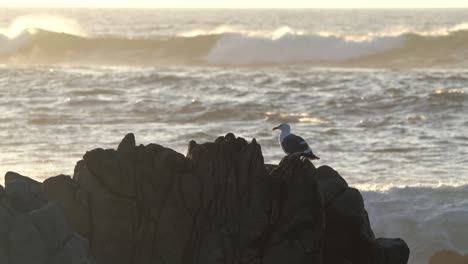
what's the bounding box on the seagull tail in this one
[301,152,320,160]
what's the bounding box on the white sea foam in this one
[363,186,468,264]
[181,23,468,40]
[185,22,468,65]
[205,32,406,65]
[179,25,305,39]
[0,15,87,57]
[2,14,87,38]
[0,31,30,56]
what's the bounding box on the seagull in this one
[273,123,320,160]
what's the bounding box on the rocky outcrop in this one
[268,163,409,264]
[0,173,95,264]
[4,171,48,213]
[1,133,409,264]
[58,133,326,264]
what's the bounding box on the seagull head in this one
[272,123,291,133]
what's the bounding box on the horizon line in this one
[2,6,468,9]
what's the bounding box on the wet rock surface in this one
[1,133,409,264]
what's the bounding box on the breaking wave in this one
[363,185,468,264]
[0,28,220,65]
[2,26,468,67]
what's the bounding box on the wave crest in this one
[0,29,220,65]
[1,15,87,38]
[2,25,468,67]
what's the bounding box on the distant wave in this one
[2,27,468,67]
[206,33,405,64]
[0,29,220,65]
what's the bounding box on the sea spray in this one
[363,186,468,264]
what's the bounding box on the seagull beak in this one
[272,126,279,130]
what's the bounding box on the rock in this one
[30,201,74,254]
[186,139,199,158]
[376,238,410,264]
[0,206,12,264]
[264,164,277,175]
[117,133,136,155]
[324,187,377,264]
[315,165,348,206]
[186,133,270,264]
[43,175,90,238]
[5,179,31,211]
[5,171,42,186]
[8,215,48,264]
[48,234,96,264]
[73,139,190,264]
[0,241,7,264]
[0,195,96,264]
[0,133,409,264]
[429,250,468,264]
[4,172,48,213]
[61,133,329,264]
[0,184,4,200]
[318,167,409,264]
[266,154,325,263]
[74,159,137,264]
[0,175,95,264]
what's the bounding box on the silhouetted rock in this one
[264,164,277,175]
[4,171,48,213]
[1,133,410,264]
[324,187,376,263]
[117,132,136,154]
[8,214,48,264]
[5,171,42,186]
[30,201,73,253]
[376,238,410,264]
[315,165,348,206]
[43,175,90,238]
[0,173,95,264]
[52,133,329,264]
[186,139,199,157]
[266,154,324,263]
[0,207,8,264]
[316,166,409,264]
[186,134,273,264]
[48,233,95,264]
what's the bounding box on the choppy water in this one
[1,8,468,263]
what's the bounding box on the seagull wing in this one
[281,133,313,154]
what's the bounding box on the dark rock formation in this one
[4,171,48,213]
[266,154,324,264]
[56,133,326,264]
[1,133,410,264]
[376,238,410,264]
[42,175,90,239]
[0,172,95,264]
[266,163,409,264]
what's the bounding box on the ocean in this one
[1,8,467,263]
